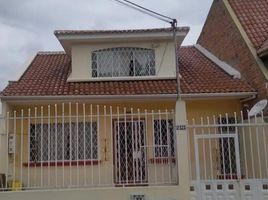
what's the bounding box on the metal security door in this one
[114,120,147,185]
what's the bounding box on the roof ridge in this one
[54,27,190,35]
[37,51,66,55]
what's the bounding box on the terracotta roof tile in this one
[179,46,254,93]
[228,0,268,49]
[0,47,255,97]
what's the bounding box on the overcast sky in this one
[0,0,212,91]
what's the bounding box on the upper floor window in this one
[91,47,156,78]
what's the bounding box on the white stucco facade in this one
[69,41,176,82]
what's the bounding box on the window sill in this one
[149,157,176,164]
[23,160,101,167]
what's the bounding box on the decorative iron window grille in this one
[153,119,175,157]
[29,122,98,162]
[91,47,156,78]
[217,117,237,176]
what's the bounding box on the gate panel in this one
[194,133,241,200]
[188,113,268,200]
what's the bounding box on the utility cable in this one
[112,0,173,24]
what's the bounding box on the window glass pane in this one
[153,119,174,158]
[30,122,98,162]
[91,47,155,77]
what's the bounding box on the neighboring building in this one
[198,0,268,114]
[0,26,266,199]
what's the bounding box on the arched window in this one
[91,47,155,78]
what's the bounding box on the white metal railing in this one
[0,103,177,191]
[188,111,268,181]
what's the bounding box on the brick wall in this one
[197,0,268,114]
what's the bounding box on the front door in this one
[114,120,147,185]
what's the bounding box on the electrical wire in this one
[112,0,173,24]
[110,0,181,98]
[120,0,174,21]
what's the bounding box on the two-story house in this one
[0,26,259,200]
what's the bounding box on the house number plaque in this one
[175,125,186,131]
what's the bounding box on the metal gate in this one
[194,133,241,200]
[188,113,268,200]
[114,120,147,185]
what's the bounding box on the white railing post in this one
[0,101,8,190]
[175,100,190,199]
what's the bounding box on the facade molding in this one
[194,44,241,79]
[0,92,257,103]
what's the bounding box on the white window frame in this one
[91,47,156,78]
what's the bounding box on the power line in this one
[110,0,181,99]
[120,0,174,21]
[112,0,174,24]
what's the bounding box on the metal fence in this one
[188,111,268,181]
[0,103,177,191]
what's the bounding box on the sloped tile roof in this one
[228,0,268,50]
[179,46,254,93]
[0,46,255,97]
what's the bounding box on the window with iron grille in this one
[91,47,156,77]
[153,119,174,157]
[218,117,237,176]
[29,122,98,162]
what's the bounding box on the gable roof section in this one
[228,0,268,51]
[0,47,255,98]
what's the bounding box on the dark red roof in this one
[228,0,268,50]
[0,46,255,97]
[179,46,254,93]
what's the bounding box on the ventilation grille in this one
[130,194,145,200]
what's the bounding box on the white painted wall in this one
[68,41,176,82]
[0,186,183,200]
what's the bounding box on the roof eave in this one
[54,28,190,55]
[0,92,257,103]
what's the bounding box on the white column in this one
[175,100,190,200]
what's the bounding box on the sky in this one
[0,0,213,92]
